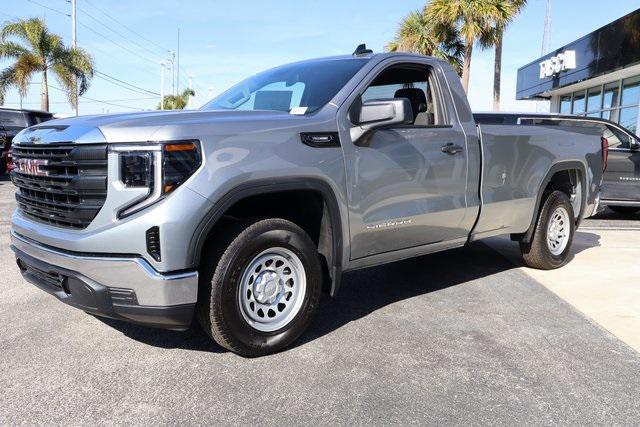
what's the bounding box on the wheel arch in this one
[518,161,587,244]
[188,177,345,296]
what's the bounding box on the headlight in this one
[120,151,154,188]
[115,140,201,218]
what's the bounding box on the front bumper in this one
[11,231,198,330]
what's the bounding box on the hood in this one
[13,109,300,145]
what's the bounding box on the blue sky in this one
[2,0,640,115]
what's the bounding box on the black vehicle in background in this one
[475,113,640,215]
[0,108,53,174]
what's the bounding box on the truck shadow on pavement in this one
[96,235,601,354]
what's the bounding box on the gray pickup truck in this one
[10,48,605,357]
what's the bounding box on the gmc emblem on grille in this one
[16,158,49,176]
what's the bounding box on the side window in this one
[29,114,52,125]
[360,64,444,126]
[604,125,631,149]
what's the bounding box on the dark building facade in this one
[516,8,640,134]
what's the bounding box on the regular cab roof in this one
[0,107,52,115]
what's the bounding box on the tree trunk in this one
[41,69,49,112]
[493,30,503,112]
[461,43,473,94]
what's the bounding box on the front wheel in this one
[197,218,322,357]
[520,191,576,270]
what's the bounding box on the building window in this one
[620,77,640,133]
[555,76,640,135]
[572,90,586,114]
[586,87,602,117]
[560,95,572,114]
[602,82,620,122]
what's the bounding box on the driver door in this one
[339,61,474,260]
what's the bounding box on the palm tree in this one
[386,10,464,75]
[488,0,527,111]
[0,18,94,112]
[157,88,195,110]
[425,0,512,93]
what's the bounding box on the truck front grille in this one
[11,144,108,229]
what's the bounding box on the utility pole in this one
[541,0,551,55]
[167,51,176,97]
[160,62,166,110]
[176,28,180,94]
[71,0,78,116]
[187,75,193,109]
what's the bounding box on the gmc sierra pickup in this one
[10,48,605,357]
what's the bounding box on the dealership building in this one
[516,8,640,134]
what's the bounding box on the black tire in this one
[608,206,640,215]
[197,218,322,357]
[519,191,576,270]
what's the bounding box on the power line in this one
[95,71,159,96]
[82,0,168,54]
[76,5,166,61]
[15,97,156,105]
[77,41,159,81]
[25,0,69,17]
[21,1,161,100]
[48,84,148,110]
[76,20,161,66]
[0,10,19,19]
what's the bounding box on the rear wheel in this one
[520,191,576,270]
[608,206,640,215]
[197,218,322,357]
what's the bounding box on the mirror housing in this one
[350,98,413,142]
[629,134,640,150]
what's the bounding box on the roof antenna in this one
[353,43,373,56]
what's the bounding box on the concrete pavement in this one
[486,212,640,352]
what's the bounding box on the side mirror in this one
[629,135,640,150]
[350,98,413,142]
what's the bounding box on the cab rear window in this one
[0,111,28,127]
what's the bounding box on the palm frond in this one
[1,18,94,111]
[386,9,464,74]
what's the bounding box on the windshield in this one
[201,58,368,114]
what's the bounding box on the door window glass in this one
[361,64,442,126]
[618,106,638,134]
[603,125,631,149]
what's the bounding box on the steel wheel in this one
[238,247,307,332]
[546,206,570,256]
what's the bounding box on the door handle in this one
[441,143,463,155]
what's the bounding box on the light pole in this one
[167,51,176,97]
[71,0,78,116]
[160,62,166,110]
[541,0,552,55]
[187,75,193,109]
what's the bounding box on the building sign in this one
[539,50,576,79]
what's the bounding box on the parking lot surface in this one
[1,176,639,425]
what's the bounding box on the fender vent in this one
[300,132,340,147]
[146,226,161,262]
